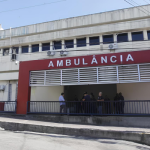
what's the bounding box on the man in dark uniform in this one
[97,92,104,114]
[119,92,124,114]
[82,92,90,114]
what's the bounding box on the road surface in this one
[0,128,150,150]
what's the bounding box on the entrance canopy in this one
[17,50,150,114]
[30,63,150,86]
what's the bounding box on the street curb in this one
[0,121,150,146]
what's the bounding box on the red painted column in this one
[17,62,31,114]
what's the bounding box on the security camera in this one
[15,61,19,65]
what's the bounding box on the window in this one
[65,40,74,48]
[148,31,150,40]
[77,38,86,47]
[103,35,114,44]
[32,44,39,53]
[132,31,144,41]
[12,47,19,54]
[89,36,99,46]
[54,41,62,50]
[22,46,28,53]
[117,33,128,43]
[3,48,9,56]
[42,43,50,51]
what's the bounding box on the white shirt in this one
[59,95,65,105]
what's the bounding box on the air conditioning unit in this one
[60,51,68,56]
[0,85,5,91]
[109,43,118,50]
[47,51,55,56]
[11,54,16,61]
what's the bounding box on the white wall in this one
[30,86,64,101]
[30,86,64,113]
[117,83,150,100]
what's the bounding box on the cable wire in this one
[0,0,66,14]
[129,0,150,14]
[142,0,150,4]
[124,0,150,15]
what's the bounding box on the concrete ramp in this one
[0,116,150,146]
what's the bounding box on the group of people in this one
[59,92,124,115]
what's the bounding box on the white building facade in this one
[0,5,150,114]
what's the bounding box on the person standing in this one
[97,92,104,114]
[119,92,124,114]
[59,93,66,114]
[82,92,91,114]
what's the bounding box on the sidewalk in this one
[0,116,150,146]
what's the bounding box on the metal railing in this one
[0,101,17,113]
[27,100,150,116]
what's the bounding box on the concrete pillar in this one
[0,48,3,56]
[50,41,53,50]
[19,46,22,54]
[74,38,77,49]
[128,32,132,42]
[100,35,103,44]
[39,43,42,52]
[9,47,12,55]
[143,30,148,40]
[114,34,117,43]
[29,44,31,53]
[62,40,65,50]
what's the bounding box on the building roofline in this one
[1,4,150,31]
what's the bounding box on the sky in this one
[0,0,149,29]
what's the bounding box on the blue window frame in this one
[22,46,28,53]
[42,43,50,51]
[77,38,86,47]
[103,35,114,44]
[132,31,144,41]
[117,33,128,42]
[148,31,150,40]
[65,40,74,48]
[32,44,39,53]
[54,41,62,50]
[16,47,19,54]
[89,36,99,45]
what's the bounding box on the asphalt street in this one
[0,128,150,150]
